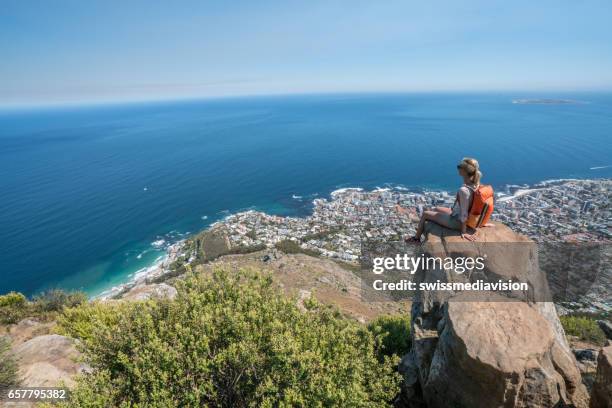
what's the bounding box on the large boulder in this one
[590,345,612,408]
[12,334,87,388]
[401,222,589,408]
[2,318,55,346]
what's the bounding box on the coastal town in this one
[495,179,611,242]
[107,179,610,310]
[220,179,611,259]
[214,178,611,315]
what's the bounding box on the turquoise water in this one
[1,93,611,296]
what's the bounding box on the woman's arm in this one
[461,221,477,241]
[457,187,477,241]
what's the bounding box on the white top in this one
[451,184,477,222]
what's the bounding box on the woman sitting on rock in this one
[397,157,485,242]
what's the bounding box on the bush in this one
[58,269,401,407]
[560,315,607,345]
[57,302,129,344]
[32,289,87,313]
[275,239,319,256]
[226,244,267,255]
[0,292,26,308]
[0,337,20,391]
[0,292,28,324]
[194,228,231,261]
[368,315,411,360]
[301,227,342,242]
[0,290,87,325]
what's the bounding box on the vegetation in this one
[0,289,87,325]
[0,292,28,324]
[300,227,342,242]
[32,290,87,313]
[57,302,130,343]
[193,227,231,262]
[560,315,607,345]
[0,337,20,391]
[58,269,401,407]
[275,239,320,257]
[367,315,411,360]
[227,243,267,255]
[190,228,269,266]
[333,259,362,273]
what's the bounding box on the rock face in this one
[598,320,612,341]
[590,345,612,408]
[121,282,178,301]
[573,348,600,391]
[13,334,87,388]
[2,318,55,346]
[400,222,589,408]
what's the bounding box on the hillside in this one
[1,222,610,407]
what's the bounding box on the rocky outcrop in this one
[590,345,612,408]
[597,320,612,341]
[574,348,599,391]
[121,282,178,301]
[1,318,55,346]
[12,334,87,388]
[400,222,589,408]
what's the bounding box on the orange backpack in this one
[466,185,494,229]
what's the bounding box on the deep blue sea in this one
[1,93,611,296]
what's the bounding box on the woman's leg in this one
[433,207,452,214]
[414,210,434,239]
[414,210,458,240]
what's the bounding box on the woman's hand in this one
[395,204,407,214]
[461,232,477,241]
[460,222,477,241]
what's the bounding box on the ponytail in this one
[473,170,482,185]
[457,157,481,186]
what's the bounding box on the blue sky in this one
[1,0,612,106]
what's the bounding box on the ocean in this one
[1,92,611,296]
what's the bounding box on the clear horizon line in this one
[2,87,612,111]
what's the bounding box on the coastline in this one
[94,241,186,300]
[92,177,611,301]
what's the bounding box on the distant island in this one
[512,98,583,105]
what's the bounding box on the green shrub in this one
[59,269,401,407]
[301,227,343,242]
[275,239,319,256]
[0,292,28,324]
[560,315,607,345]
[57,302,129,344]
[33,289,87,313]
[193,228,231,261]
[0,292,26,308]
[0,289,87,325]
[0,337,20,391]
[227,244,267,255]
[368,315,411,360]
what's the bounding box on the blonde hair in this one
[457,157,482,185]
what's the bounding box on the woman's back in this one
[451,183,477,222]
